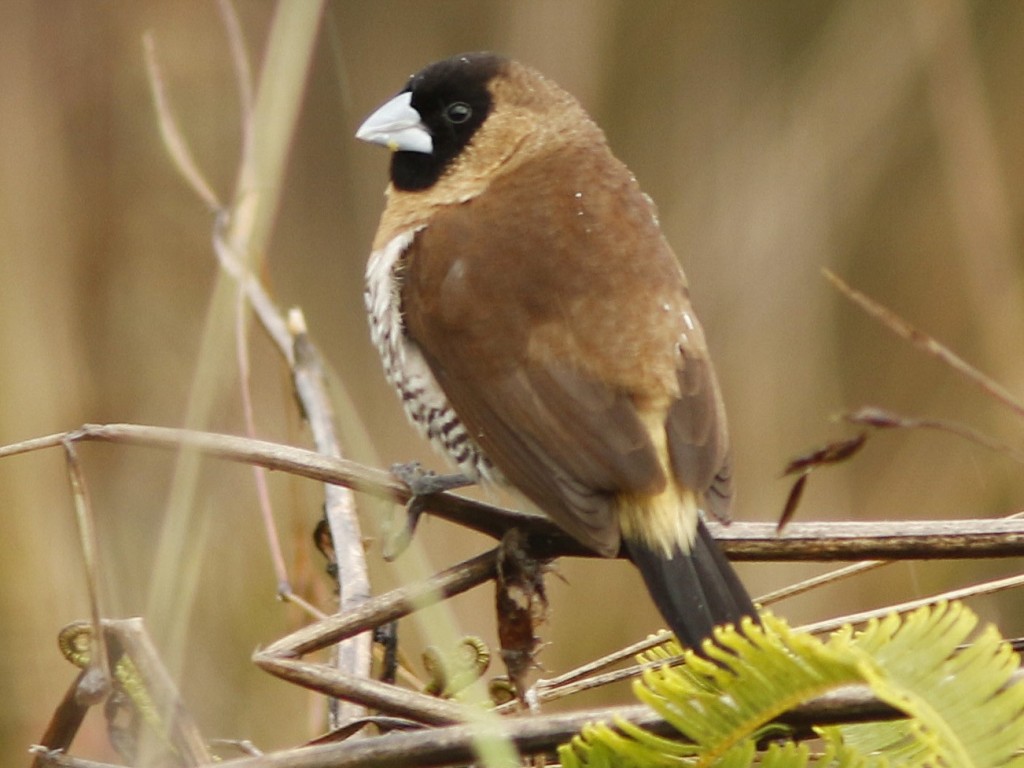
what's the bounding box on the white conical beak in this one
[355,91,433,154]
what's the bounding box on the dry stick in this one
[846,406,1024,462]
[215,0,255,157]
[757,513,1024,607]
[202,69,371,717]
[530,632,671,697]
[531,568,1024,707]
[289,313,373,726]
[111,618,212,765]
[28,531,111,768]
[258,549,498,660]
[149,0,323,539]
[23,428,1024,760]
[824,269,1024,419]
[29,672,91,768]
[234,279,292,599]
[144,691,914,768]
[61,443,111,707]
[150,0,370,723]
[32,619,212,767]
[757,561,887,605]
[217,236,376,713]
[140,3,326,692]
[257,656,473,728]
[251,550,496,726]
[802,571,1024,636]
[6,425,1024,563]
[142,34,221,211]
[710,517,1024,560]
[30,684,899,768]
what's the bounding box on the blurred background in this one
[2,0,1023,763]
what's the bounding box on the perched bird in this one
[356,53,756,649]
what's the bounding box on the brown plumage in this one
[357,53,755,648]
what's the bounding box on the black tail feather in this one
[623,518,757,650]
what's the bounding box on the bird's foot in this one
[383,462,474,560]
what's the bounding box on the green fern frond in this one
[634,614,865,760]
[836,601,1024,768]
[559,602,1024,767]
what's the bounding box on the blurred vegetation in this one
[1,1,1023,764]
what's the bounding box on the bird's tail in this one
[623,518,756,650]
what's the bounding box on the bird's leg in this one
[392,461,474,496]
[384,462,474,560]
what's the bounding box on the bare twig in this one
[139,2,327,680]
[142,33,221,210]
[711,517,1024,560]
[824,269,1024,419]
[234,279,293,600]
[6,425,1024,562]
[256,656,473,728]
[35,619,211,767]
[148,3,369,723]
[757,560,887,605]
[29,672,91,768]
[801,572,1024,636]
[844,405,1024,464]
[61,443,111,706]
[51,683,920,768]
[290,312,373,725]
[215,0,255,155]
[113,618,212,765]
[258,550,498,660]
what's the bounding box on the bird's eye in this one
[444,102,472,124]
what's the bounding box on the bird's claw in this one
[383,462,474,560]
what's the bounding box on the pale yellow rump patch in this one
[617,409,699,558]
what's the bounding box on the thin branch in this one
[801,571,1024,636]
[843,405,1024,464]
[234,279,292,600]
[29,672,90,768]
[139,1,326,679]
[290,311,373,725]
[134,687,916,768]
[711,517,1024,560]
[215,0,255,157]
[142,33,222,211]
[757,560,888,605]
[61,443,111,706]
[6,425,1024,562]
[256,656,473,727]
[824,268,1024,419]
[112,618,212,765]
[30,666,1024,768]
[257,549,498,660]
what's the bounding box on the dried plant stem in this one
[259,550,498,660]
[31,619,210,767]
[6,424,1024,562]
[147,1,373,725]
[35,676,959,768]
[61,443,111,706]
[139,1,328,681]
[824,269,1024,418]
[758,561,889,605]
[801,571,1024,636]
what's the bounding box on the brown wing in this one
[666,353,733,523]
[401,143,729,555]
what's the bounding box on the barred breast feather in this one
[364,229,497,481]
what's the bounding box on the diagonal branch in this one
[5,424,1024,561]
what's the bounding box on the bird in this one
[355,52,756,650]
